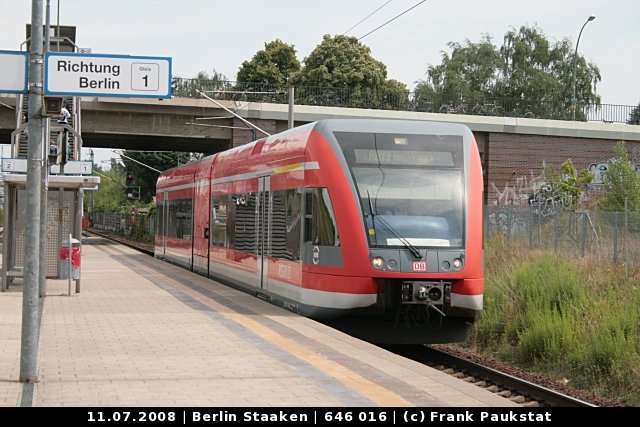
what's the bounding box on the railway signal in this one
[126,170,134,186]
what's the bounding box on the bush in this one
[476,238,640,404]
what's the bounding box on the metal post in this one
[537,203,542,247]
[40,0,51,300]
[75,188,83,293]
[45,0,50,50]
[571,15,596,121]
[39,119,49,298]
[67,233,72,296]
[287,86,294,129]
[20,0,44,384]
[613,213,618,264]
[624,197,628,264]
[56,0,60,52]
[554,212,559,252]
[580,212,587,257]
[2,182,10,292]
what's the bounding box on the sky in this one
[2,0,639,165]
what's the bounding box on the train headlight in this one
[372,257,385,269]
[452,258,463,269]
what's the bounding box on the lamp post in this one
[572,14,596,121]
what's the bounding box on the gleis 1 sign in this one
[44,52,172,98]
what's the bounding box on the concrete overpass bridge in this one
[1,93,639,204]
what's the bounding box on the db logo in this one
[412,261,427,271]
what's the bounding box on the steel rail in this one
[383,345,597,407]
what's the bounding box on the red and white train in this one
[155,119,484,344]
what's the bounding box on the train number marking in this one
[277,264,292,280]
[312,246,320,265]
[412,261,427,271]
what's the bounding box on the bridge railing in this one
[171,78,640,125]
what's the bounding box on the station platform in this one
[0,236,518,407]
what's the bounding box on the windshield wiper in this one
[366,190,376,217]
[365,191,421,259]
[366,190,377,244]
[375,215,423,260]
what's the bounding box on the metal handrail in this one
[171,77,639,125]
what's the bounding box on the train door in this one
[255,176,270,290]
[159,192,168,256]
[192,180,211,276]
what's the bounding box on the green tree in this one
[628,103,640,125]
[416,35,500,109]
[236,39,300,86]
[543,159,593,211]
[291,34,408,109]
[172,69,229,98]
[122,151,198,203]
[235,39,300,103]
[91,164,128,212]
[414,25,601,120]
[599,141,640,212]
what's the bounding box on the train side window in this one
[211,196,228,247]
[303,188,339,247]
[157,199,165,237]
[226,197,236,249]
[230,192,256,252]
[286,189,302,260]
[167,198,192,241]
[271,191,287,258]
[304,190,313,244]
[272,189,302,261]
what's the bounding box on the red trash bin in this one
[58,237,81,279]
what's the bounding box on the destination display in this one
[354,148,454,166]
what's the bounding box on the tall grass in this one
[476,235,640,405]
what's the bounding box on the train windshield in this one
[335,131,465,249]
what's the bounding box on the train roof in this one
[157,119,475,185]
[314,118,473,136]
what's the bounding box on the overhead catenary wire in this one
[343,0,394,35]
[113,150,163,174]
[358,0,428,41]
[197,90,271,137]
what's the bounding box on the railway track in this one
[85,229,154,256]
[383,345,598,407]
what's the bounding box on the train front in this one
[319,120,484,344]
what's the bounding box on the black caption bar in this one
[0,407,624,426]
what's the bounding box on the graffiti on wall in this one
[490,168,546,206]
[491,156,640,206]
[528,184,563,217]
[588,159,640,189]
[588,161,609,186]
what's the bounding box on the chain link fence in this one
[485,205,640,266]
[90,211,155,244]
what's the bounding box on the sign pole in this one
[20,0,44,384]
[68,233,72,296]
[40,0,51,299]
